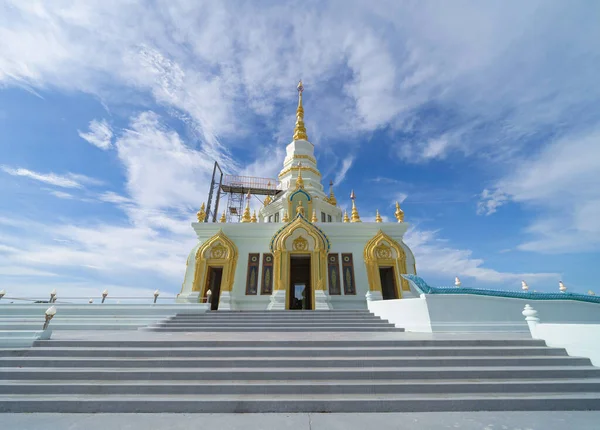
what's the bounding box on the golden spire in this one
[350,190,361,223]
[295,163,305,189]
[282,210,290,222]
[196,203,207,222]
[292,80,308,141]
[219,209,227,223]
[395,201,404,223]
[241,191,252,223]
[264,195,272,206]
[343,210,350,223]
[251,210,257,223]
[328,180,337,206]
[311,209,318,223]
[375,209,382,223]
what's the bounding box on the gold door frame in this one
[364,230,408,298]
[271,215,329,310]
[192,230,239,303]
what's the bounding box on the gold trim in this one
[292,154,317,164]
[191,230,239,303]
[278,165,322,179]
[196,203,206,222]
[364,230,408,297]
[271,216,329,310]
[293,80,308,141]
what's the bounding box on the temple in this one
[178,81,417,310]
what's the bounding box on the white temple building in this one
[178,81,417,310]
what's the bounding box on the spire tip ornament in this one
[241,192,252,223]
[219,209,227,223]
[311,209,318,223]
[375,209,382,223]
[293,80,308,141]
[350,190,361,222]
[343,210,350,223]
[395,201,404,223]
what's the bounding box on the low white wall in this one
[532,323,600,366]
[368,297,432,332]
[425,294,600,332]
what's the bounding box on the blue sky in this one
[1,0,599,299]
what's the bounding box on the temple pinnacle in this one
[293,80,308,141]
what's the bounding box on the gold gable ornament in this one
[292,235,309,251]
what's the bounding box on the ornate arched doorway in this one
[364,230,409,300]
[269,214,330,310]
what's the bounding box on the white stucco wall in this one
[367,297,432,332]
[532,323,600,366]
[178,221,416,310]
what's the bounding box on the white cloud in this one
[78,119,113,150]
[333,155,354,185]
[48,190,74,199]
[483,129,600,253]
[477,188,509,216]
[1,166,101,189]
[404,227,559,286]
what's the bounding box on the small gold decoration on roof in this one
[375,209,382,223]
[350,190,361,223]
[394,201,404,223]
[264,195,272,206]
[241,191,252,223]
[328,180,337,206]
[295,164,305,189]
[296,200,306,216]
[219,210,227,223]
[311,209,318,223]
[293,80,308,141]
[282,210,290,222]
[196,203,207,222]
[251,210,257,223]
[343,210,350,223]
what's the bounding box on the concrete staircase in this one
[0,310,599,413]
[146,310,404,332]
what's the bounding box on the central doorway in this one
[205,267,223,310]
[379,267,398,300]
[289,255,312,310]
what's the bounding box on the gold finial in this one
[295,164,305,189]
[264,195,272,206]
[375,209,382,223]
[196,203,207,222]
[311,209,318,223]
[251,210,257,223]
[219,209,227,223]
[395,201,404,223]
[350,190,361,223]
[241,192,252,223]
[328,180,337,206]
[282,210,290,222]
[293,80,308,141]
[343,210,350,223]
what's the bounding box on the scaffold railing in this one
[221,175,281,195]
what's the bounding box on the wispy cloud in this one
[477,188,509,216]
[333,156,355,185]
[78,119,113,150]
[1,166,101,189]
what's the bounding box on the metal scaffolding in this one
[205,162,282,223]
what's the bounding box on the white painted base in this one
[218,291,233,311]
[267,290,287,310]
[314,290,332,310]
[176,292,200,304]
[365,290,383,302]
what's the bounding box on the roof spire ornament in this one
[350,190,361,223]
[394,201,404,223]
[296,200,306,217]
[311,209,318,223]
[295,163,305,189]
[251,210,257,223]
[282,210,290,222]
[343,210,350,223]
[375,209,382,223]
[219,209,227,223]
[241,191,252,223]
[264,194,272,206]
[196,203,207,222]
[328,180,337,206]
[293,80,308,141]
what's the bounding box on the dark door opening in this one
[289,255,312,310]
[205,267,223,310]
[379,267,398,300]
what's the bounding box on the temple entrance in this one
[289,255,312,310]
[379,267,398,300]
[205,267,223,310]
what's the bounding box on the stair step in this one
[1,393,599,413]
[0,356,589,368]
[2,366,599,381]
[0,346,568,358]
[1,379,599,395]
